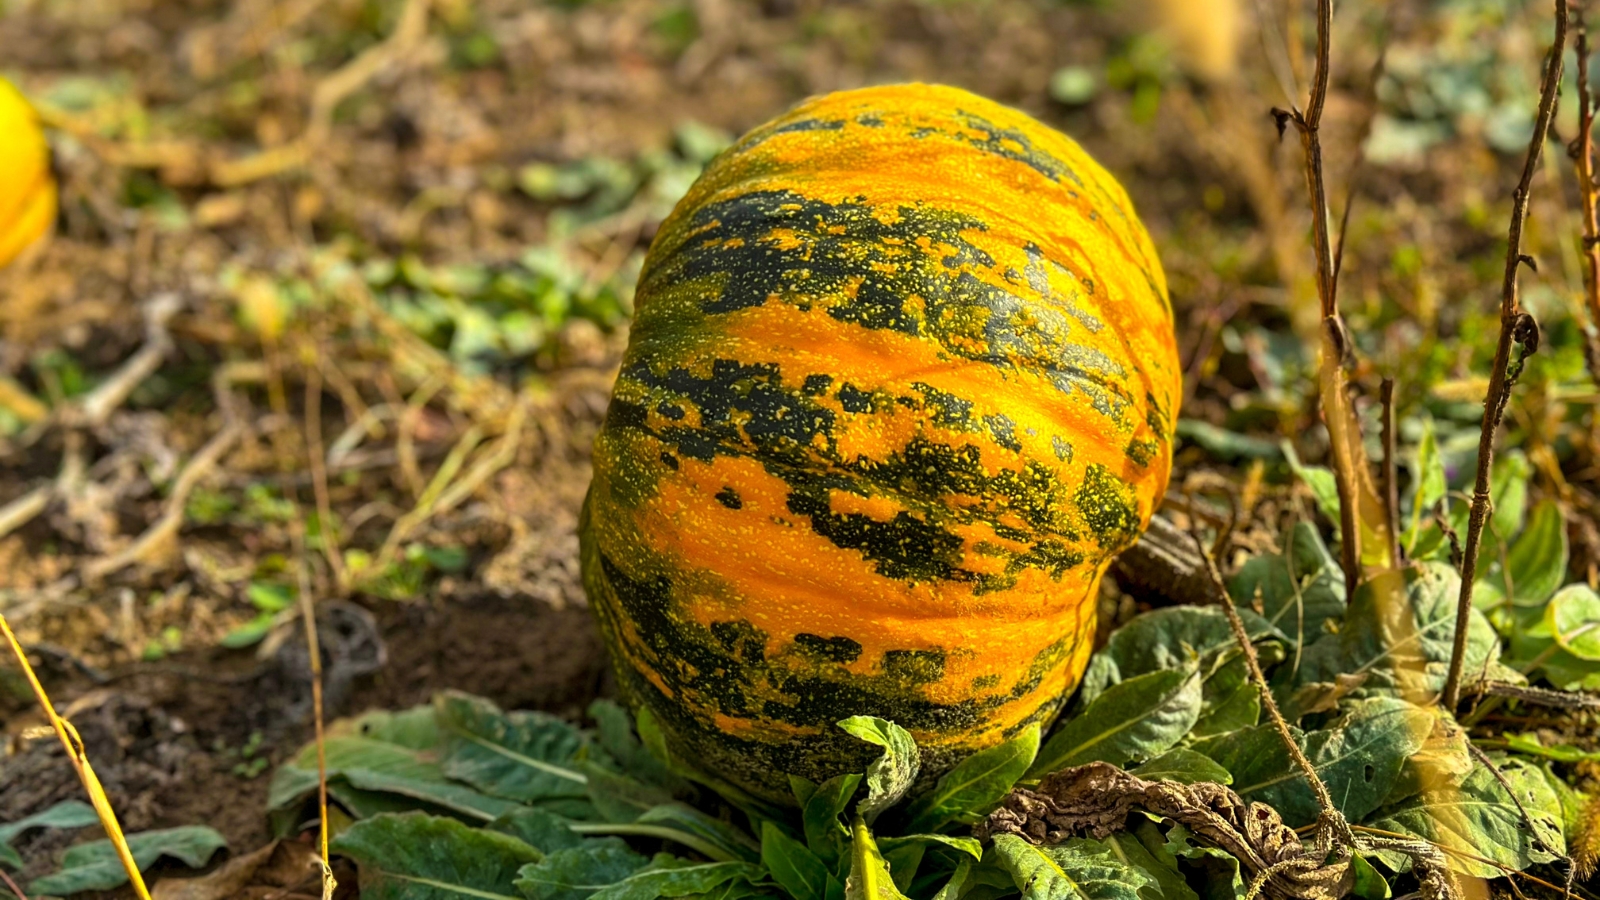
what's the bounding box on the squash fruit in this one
[0,76,55,268]
[580,83,1180,803]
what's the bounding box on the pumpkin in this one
[580,83,1179,802]
[0,76,55,268]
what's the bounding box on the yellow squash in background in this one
[0,76,56,268]
[581,83,1180,802]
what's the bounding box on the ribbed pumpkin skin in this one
[581,83,1180,802]
[0,77,55,268]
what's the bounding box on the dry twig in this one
[1272,0,1394,589]
[1573,5,1600,386]
[1441,0,1568,710]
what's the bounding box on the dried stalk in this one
[1380,378,1401,565]
[1441,0,1567,710]
[1191,530,1357,848]
[1574,6,1600,385]
[1274,0,1394,588]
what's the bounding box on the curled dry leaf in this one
[978,762,1461,900]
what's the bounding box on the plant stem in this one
[1276,0,1394,589]
[1574,6,1600,386]
[1441,0,1566,710]
[1380,378,1401,566]
[1192,531,1356,848]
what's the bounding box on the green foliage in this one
[332,812,544,899]
[0,800,99,869]
[29,826,227,895]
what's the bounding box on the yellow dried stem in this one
[0,614,152,900]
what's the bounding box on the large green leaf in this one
[1547,583,1600,660]
[1367,757,1565,878]
[989,834,1152,900]
[1103,827,1198,900]
[331,811,542,900]
[350,704,445,749]
[588,860,766,900]
[1229,521,1346,650]
[798,774,860,869]
[902,723,1040,833]
[268,734,522,824]
[490,808,589,854]
[1163,824,1244,900]
[1195,697,1432,827]
[29,826,227,895]
[578,803,761,864]
[589,700,686,793]
[1289,563,1497,702]
[761,820,843,900]
[1475,500,1568,610]
[1028,666,1201,780]
[585,764,675,824]
[1078,606,1278,738]
[837,717,920,825]
[0,800,99,869]
[1128,748,1232,785]
[515,838,652,900]
[846,818,910,900]
[437,691,593,806]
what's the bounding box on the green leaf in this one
[515,838,652,900]
[1078,606,1279,739]
[592,861,765,900]
[1164,824,1244,900]
[1476,500,1568,609]
[1548,583,1600,660]
[585,764,675,824]
[990,834,1152,900]
[801,774,861,869]
[437,691,594,807]
[1491,450,1532,538]
[1500,732,1600,763]
[29,826,227,895]
[589,700,687,793]
[837,717,920,825]
[902,723,1040,833]
[1195,696,1432,827]
[352,704,445,750]
[1102,827,1197,900]
[876,834,983,861]
[490,808,589,854]
[1283,441,1341,525]
[578,803,761,864]
[330,812,541,900]
[0,800,100,868]
[1367,756,1565,878]
[846,818,910,900]
[268,734,523,824]
[636,708,788,826]
[928,857,972,900]
[1290,562,1497,702]
[1411,417,1447,530]
[1229,521,1346,651]
[761,820,843,900]
[1129,748,1233,785]
[1349,855,1390,900]
[1028,666,1202,781]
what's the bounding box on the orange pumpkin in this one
[0,77,56,268]
[581,83,1179,802]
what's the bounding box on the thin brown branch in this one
[1574,7,1600,386]
[1274,0,1395,590]
[1191,529,1357,849]
[1442,0,1567,710]
[1380,378,1401,566]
